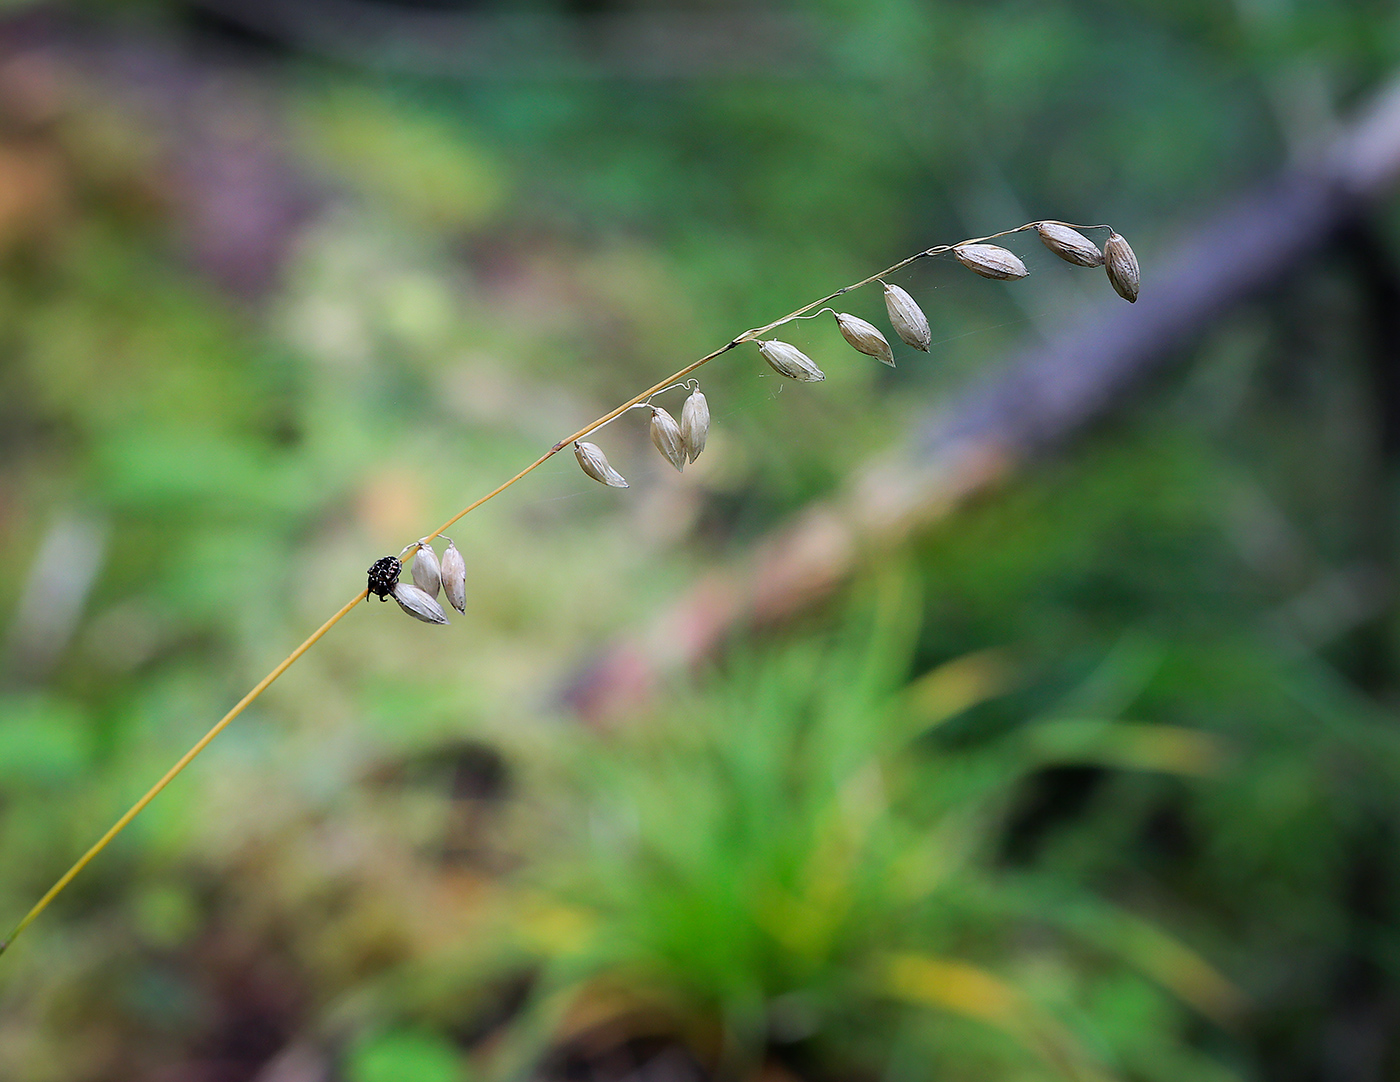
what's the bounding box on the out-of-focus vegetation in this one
[1,1,1400,1080]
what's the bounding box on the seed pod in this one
[834,312,895,367]
[649,405,686,472]
[574,441,629,488]
[411,542,442,598]
[392,582,449,624]
[680,389,709,463]
[758,339,825,382]
[1035,222,1103,268]
[882,283,930,351]
[366,555,402,601]
[440,540,466,614]
[953,243,1029,281]
[1104,231,1140,302]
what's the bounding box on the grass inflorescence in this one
[0,219,1138,957]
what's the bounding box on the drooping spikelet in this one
[392,582,449,624]
[440,540,466,614]
[649,406,686,472]
[1104,232,1140,302]
[574,441,629,488]
[953,243,1029,281]
[411,541,442,598]
[680,389,709,463]
[1034,222,1103,267]
[882,283,930,352]
[758,339,825,382]
[834,312,895,367]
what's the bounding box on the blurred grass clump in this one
[0,2,1399,1081]
[461,580,1239,1082]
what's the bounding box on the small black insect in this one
[366,555,402,601]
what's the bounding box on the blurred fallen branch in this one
[560,74,1400,722]
[189,0,825,81]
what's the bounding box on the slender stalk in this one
[0,590,368,955]
[0,220,1082,957]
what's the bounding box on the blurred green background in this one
[1,1,1399,1080]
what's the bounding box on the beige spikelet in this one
[758,339,825,382]
[680,389,709,463]
[1034,222,1103,267]
[649,406,686,472]
[834,312,895,367]
[392,582,449,625]
[882,283,930,351]
[1104,232,1140,302]
[411,542,442,598]
[574,441,629,488]
[440,540,466,614]
[953,243,1028,280]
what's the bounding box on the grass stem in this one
[0,221,1076,957]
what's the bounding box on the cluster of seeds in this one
[1034,221,1141,302]
[743,223,1138,397]
[366,538,467,626]
[385,222,1140,615]
[733,224,1138,402]
[573,383,710,489]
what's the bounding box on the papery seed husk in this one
[649,406,686,472]
[411,542,442,598]
[758,339,825,382]
[953,243,1029,280]
[441,541,466,614]
[1035,222,1103,268]
[883,283,930,351]
[680,389,709,463]
[1104,231,1140,302]
[392,582,449,624]
[834,312,895,367]
[574,441,629,488]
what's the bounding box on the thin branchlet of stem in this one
[0,219,1099,958]
[643,378,699,405]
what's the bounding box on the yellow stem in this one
[0,590,368,955]
[0,220,1066,957]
